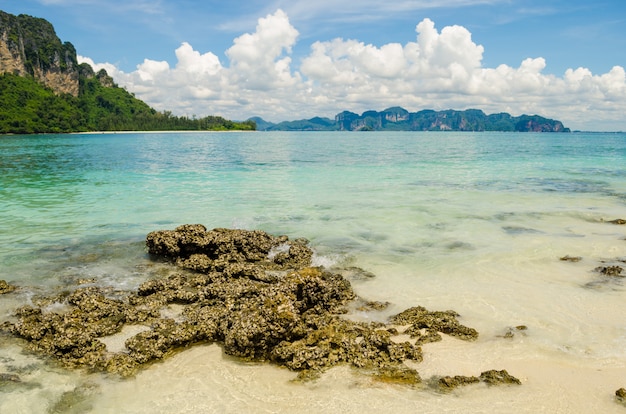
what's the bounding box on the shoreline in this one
[2,224,625,412]
[71,129,258,135]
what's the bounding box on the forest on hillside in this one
[0,71,255,134]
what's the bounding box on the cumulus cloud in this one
[225,9,300,90]
[79,10,626,130]
[77,55,120,77]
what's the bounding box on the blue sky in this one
[2,0,626,130]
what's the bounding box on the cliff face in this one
[0,11,79,96]
[257,108,569,132]
[334,108,569,132]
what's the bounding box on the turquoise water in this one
[1,131,625,413]
[2,132,623,269]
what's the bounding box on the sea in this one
[0,131,625,413]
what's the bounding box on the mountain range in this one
[250,106,570,132]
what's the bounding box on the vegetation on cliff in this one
[0,11,77,76]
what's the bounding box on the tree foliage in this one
[0,73,255,134]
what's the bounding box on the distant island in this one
[250,107,570,132]
[0,11,254,134]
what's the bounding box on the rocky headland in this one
[0,11,80,96]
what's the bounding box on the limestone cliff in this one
[257,108,569,132]
[0,11,79,96]
[333,107,570,132]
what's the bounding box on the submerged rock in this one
[479,369,522,385]
[594,265,623,277]
[355,300,390,312]
[7,225,509,390]
[436,375,480,391]
[336,266,377,280]
[49,381,99,414]
[0,280,17,294]
[584,259,626,289]
[432,369,521,392]
[499,325,528,339]
[0,372,22,383]
[606,219,626,225]
[372,364,422,386]
[559,255,582,262]
[616,388,626,403]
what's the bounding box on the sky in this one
[1,0,626,131]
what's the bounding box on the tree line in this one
[0,70,255,134]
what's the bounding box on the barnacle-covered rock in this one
[145,225,310,272]
[7,225,504,389]
[559,255,582,262]
[479,369,521,385]
[390,306,479,341]
[594,265,623,277]
[0,279,17,294]
[9,287,128,369]
[436,375,480,391]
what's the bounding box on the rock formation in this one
[3,225,520,390]
[0,279,16,294]
[0,11,79,95]
[254,107,570,132]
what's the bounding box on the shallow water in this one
[1,131,625,413]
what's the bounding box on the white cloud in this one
[136,59,170,82]
[225,9,300,90]
[175,42,222,75]
[77,55,121,77]
[81,10,626,130]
